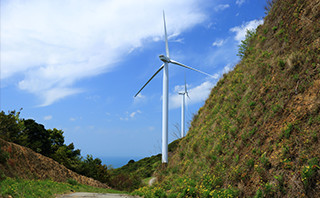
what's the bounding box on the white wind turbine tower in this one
[135,11,213,164]
[179,76,189,138]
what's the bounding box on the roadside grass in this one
[0,178,125,198]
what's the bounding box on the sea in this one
[99,156,145,169]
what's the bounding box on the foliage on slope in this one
[134,0,320,197]
[0,110,182,192]
[109,139,181,192]
[0,110,109,185]
[0,138,108,188]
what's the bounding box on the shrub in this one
[254,188,263,198]
[237,29,257,58]
[153,187,167,198]
[109,173,142,192]
[264,182,276,196]
[249,127,257,137]
[0,147,9,164]
[278,59,286,70]
[260,152,271,169]
[264,0,278,14]
[274,174,284,193]
[301,158,319,190]
[67,178,78,186]
[280,123,294,139]
[272,26,278,31]
[246,158,255,170]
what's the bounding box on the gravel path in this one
[57,192,140,198]
[148,177,157,186]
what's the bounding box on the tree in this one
[51,144,80,171]
[48,128,65,149]
[76,155,109,182]
[0,110,110,184]
[23,119,51,156]
[237,29,256,58]
[0,110,25,143]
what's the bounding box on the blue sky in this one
[1,0,266,166]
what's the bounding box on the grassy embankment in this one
[0,178,124,198]
[133,0,320,197]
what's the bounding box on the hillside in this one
[134,0,320,197]
[0,138,108,188]
[108,139,181,191]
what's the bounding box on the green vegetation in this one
[133,0,320,197]
[0,109,182,193]
[1,1,319,197]
[0,110,109,183]
[108,139,181,192]
[237,29,257,58]
[301,158,320,193]
[0,146,9,164]
[0,178,123,198]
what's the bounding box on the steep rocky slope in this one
[0,138,108,188]
[135,0,320,197]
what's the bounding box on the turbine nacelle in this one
[159,54,171,63]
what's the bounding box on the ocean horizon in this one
[99,156,145,169]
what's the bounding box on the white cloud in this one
[236,0,246,6]
[170,81,214,109]
[230,19,264,43]
[188,81,214,104]
[212,39,226,47]
[44,115,52,121]
[120,113,129,121]
[120,110,142,120]
[1,0,207,106]
[168,32,184,43]
[214,4,230,12]
[40,87,83,107]
[174,84,188,93]
[130,110,142,118]
[120,118,127,121]
[133,93,146,104]
[169,64,235,109]
[212,73,220,79]
[223,64,232,74]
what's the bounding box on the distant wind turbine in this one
[179,76,189,138]
[135,11,213,164]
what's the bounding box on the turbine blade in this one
[170,59,213,78]
[184,73,187,94]
[185,77,190,99]
[134,64,164,97]
[163,11,170,58]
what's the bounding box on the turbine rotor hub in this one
[159,55,171,63]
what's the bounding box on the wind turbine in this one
[135,11,213,164]
[179,75,189,138]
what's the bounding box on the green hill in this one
[108,139,181,192]
[134,0,320,197]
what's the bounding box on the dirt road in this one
[57,192,140,198]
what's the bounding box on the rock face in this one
[0,138,109,188]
